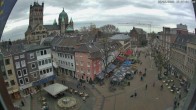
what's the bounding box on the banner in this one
[0,0,17,40]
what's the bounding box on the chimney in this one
[195,28,196,35]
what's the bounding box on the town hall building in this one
[25,2,74,44]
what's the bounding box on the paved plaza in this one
[93,47,175,110]
[13,47,187,110]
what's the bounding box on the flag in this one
[0,0,17,40]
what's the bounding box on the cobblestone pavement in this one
[94,47,179,110]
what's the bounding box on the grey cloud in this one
[2,0,196,41]
[44,0,86,11]
[2,25,27,41]
[99,0,132,9]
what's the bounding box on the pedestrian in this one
[145,68,147,72]
[134,91,137,97]
[145,84,148,90]
[21,100,24,106]
[161,84,163,90]
[179,93,181,99]
[177,102,180,107]
[83,85,86,90]
[152,82,155,87]
[139,71,142,75]
[174,100,177,109]
[140,76,143,81]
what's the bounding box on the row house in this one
[0,43,24,99]
[0,52,15,110]
[129,27,147,47]
[24,44,55,92]
[75,43,102,81]
[157,24,188,60]
[0,42,55,98]
[94,41,123,66]
[170,34,196,82]
[4,53,20,99]
[52,37,80,77]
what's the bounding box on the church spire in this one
[53,19,57,25]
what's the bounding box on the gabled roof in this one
[44,25,60,31]
[66,25,74,32]
[0,43,25,56]
[187,36,196,45]
[57,37,80,47]
[174,34,195,46]
[90,51,102,59]
[24,44,50,52]
[110,34,130,40]
[74,43,99,53]
[133,27,147,34]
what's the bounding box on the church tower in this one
[29,2,44,29]
[58,8,68,34]
[60,17,65,35]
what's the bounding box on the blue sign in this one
[32,75,56,86]
[0,0,17,39]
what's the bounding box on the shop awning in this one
[43,83,68,97]
[128,56,137,60]
[97,71,106,80]
[32,75,56,86]
[124,49,133,56]
[122,60,132,67]
[105,63,116,73]
[116,56,125,62]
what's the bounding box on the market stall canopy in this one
[105,63,116,73]
[128,56,137,60]
[43,83,68,96]
[124,49,133,56]
[97,63,117,80]
[122,60,132,67]
[97,71,105,79]
[116,56,125,62]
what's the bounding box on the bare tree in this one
[99,24,119,34]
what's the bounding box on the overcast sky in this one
[1,0,196,41]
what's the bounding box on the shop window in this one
[23,69,28,76]
[31,63,36,69]
[5,59,10,65]
[17,70,22,78]
[7,70,12,75]
[10,80,15,86]
[24,77,29,83]
[19,79,24,85]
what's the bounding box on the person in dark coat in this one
[179,93,181,99]
[145,84,148,90]
[161,84,163,90]
[21,100,24,106]
[134,91,137,97]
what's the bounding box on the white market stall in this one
[43,83,68,97]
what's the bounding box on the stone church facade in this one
[25,2,74,44]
